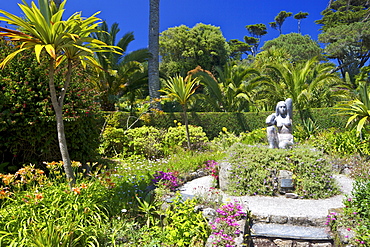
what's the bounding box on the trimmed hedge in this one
[103,108,348,139]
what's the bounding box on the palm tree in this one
[148,0,161,109]
[0,0,115,186]
[160,75,199,149]
[191,62,264,112]
[337,68,370,136]
[92,21,150,111]
[265,58,342,121]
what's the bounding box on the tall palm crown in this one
[92,21,150,111]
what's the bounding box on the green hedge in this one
[103,108,348,140]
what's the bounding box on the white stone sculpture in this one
[266,98,293,149]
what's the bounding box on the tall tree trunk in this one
[148,0,161,109]
[183,106,191,149]
[48,59,75,188]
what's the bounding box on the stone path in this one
[179,174,354,242]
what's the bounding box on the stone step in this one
[251,223,332,240]
[252,214,327,227]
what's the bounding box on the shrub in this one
[0,38,101,168]
[164,124,209,151]
[331,180,370,245]
[308,128,370,156]
[100,125,210,158]
[211,127,267,151]
[225,144,339,199]
[125,126,165,158]
[100,126,165,158]
[161,194,210,246]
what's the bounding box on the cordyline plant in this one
[0,0,119,188]
[160,75,199,149]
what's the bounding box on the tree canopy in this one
[244,23,267,56]
[316,0,369,31]
[262,33,324,62]
[159,23,231,76]
[269,11,293,34]
[317,0,370,84]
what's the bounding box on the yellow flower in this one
[174,120,177,124]
[177,122,182,126]
[222,127,227,132]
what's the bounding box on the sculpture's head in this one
[276,101,287,116]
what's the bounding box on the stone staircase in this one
[179,174,354,247]
[250,214,333,246]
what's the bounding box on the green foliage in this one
[317,0,370,81]
[104,108,348,141]
[92,21,149,111]
[264,58,343,119]
[193,61,263,112]
[316,0,369,31]
[0,163,134,246]
[125,126,164,158]
[100,125,209,158]
[341,179,370,244]
[0,38,101,168]
[159,23,231,76]
[164,125,209,151]
[211,127,266,151]
[294,11,309,34]
[309,128,370,156]
[262,33,324,62]
[225,144,339,199]
[319,22,370,81]
[100,125,164,158]
[294,118,319,142]
[160,75,201,149]
[270,11,293,34]
[161,194,210,246]
[244,23,267,56]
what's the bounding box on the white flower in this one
[121,209,127,213]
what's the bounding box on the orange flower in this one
[37,170,45,174]
[80,183,88,189]
[35,193,43,200]
[2,175,13,185]
[72,187,81,195]
[0,189,12,199]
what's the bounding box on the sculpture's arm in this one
[266,113,276,126]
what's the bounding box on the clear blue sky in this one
[1,0,328,53]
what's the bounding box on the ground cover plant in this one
[224,143,339,199]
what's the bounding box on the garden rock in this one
[202,207,217,223]
[285,193,298,199]
[219,161,232,191]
